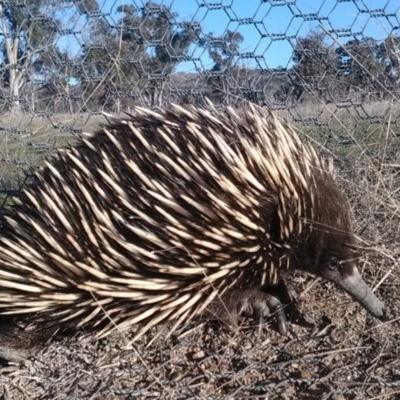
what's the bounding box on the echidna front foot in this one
[251,295,287,337]
[201,277,302,337]
[249,281,296,336]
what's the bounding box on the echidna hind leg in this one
[0,343,33,363]
[0,317,47,362]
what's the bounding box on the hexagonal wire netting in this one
[0,0,398,189]
[0,0,399,399]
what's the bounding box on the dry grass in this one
[0,104,399,399]
[0,113,107,205]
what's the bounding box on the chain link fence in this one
[0,0,399,398]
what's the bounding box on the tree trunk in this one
[0,5,31,114]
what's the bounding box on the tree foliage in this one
[76,1,200,109]
[201,30,244,72]
[198,29,244,104]
[289,29,400,103]
[290,30,338,101]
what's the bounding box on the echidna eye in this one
[326,256,340,271]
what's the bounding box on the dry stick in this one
[364,314,400,333]
[374,261,399,292]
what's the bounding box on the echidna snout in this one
[338,268,385,318]
[315,255,385,319]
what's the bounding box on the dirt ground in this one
[0,273,398,399]
[0,156,399,400]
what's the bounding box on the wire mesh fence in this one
[0,0,399,398]
[0,0,399,184]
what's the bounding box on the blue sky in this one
[167,0,399,71]
[61,0,400,72]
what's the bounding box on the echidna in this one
[0,102,385,353]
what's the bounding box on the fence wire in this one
[0,1,398,193]
[0,1,399,399]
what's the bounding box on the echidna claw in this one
[266,295,288,335]
[252,303,265,338]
